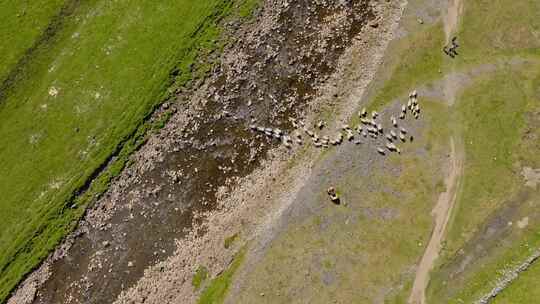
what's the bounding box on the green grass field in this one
[228,97,453,303]
[0,0,256,301]
[224,0,540,302]
[0,0,66,86]
[421,0,540,302]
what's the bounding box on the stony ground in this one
[8,0,540,303]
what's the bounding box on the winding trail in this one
[409,1,464,303]
[409,138,463,304]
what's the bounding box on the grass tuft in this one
[198,247,246,304]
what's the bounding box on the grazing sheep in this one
[347,130,354,141]
[400,127,407,134]
[407,99,412,110]
[356,125,363,134]
[372,111,379,119]
[377,147,386,155]
[386,142,400,153]
[399,133,406,142]
[449,44,458,56]
[334,134,343,144]
[452,36,459,46]
[362,131,368,137]
[401,105,407,113]
[390,130,397,139]
[306,130,314,137]
[443,46,454,58]
[257,126,265,132]
[360,108,367,117]
[399,112,405,120]
[296,139,303,145]
[377,124,383,133]
[342,124,351,131]
[322,136,329,144]
[283,136,292,148]
[314,142,322,148]
[249,124,257,130]
[391,116,397,127]
[409,90,417,98]
[386,134,393,141]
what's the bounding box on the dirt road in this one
[408,1,464,302]
[409,138,463,304]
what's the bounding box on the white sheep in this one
[360,108,367,117]
[346,130,354,141]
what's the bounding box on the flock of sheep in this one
[249,90,422,156]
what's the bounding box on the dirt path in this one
[444,0,462,42]
[408,138,463,304]
[408,1,464,302]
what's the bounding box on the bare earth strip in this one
[408,0,463,302]
[409,138,463,304]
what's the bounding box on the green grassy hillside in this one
[0,0,247,301]
[0,0,66,85]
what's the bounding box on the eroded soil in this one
[9,1,386,303]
